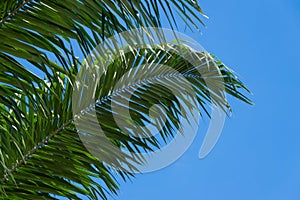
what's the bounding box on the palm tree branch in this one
[0,44,251,199]
[0,1,252,199]
[1,118,73,182]
[0,0,31,26]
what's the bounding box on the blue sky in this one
[114,0,300,199]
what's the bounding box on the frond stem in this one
[0,0,31,27]
[1,118,73,182]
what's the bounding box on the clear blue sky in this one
[113,0,300,199]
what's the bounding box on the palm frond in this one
[0,0,251,199]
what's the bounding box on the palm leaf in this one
[0,0,251,199]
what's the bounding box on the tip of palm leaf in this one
[201,13,209,19]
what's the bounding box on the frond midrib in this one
[0,0,31,27]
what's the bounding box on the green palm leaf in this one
[0,0,252,199]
